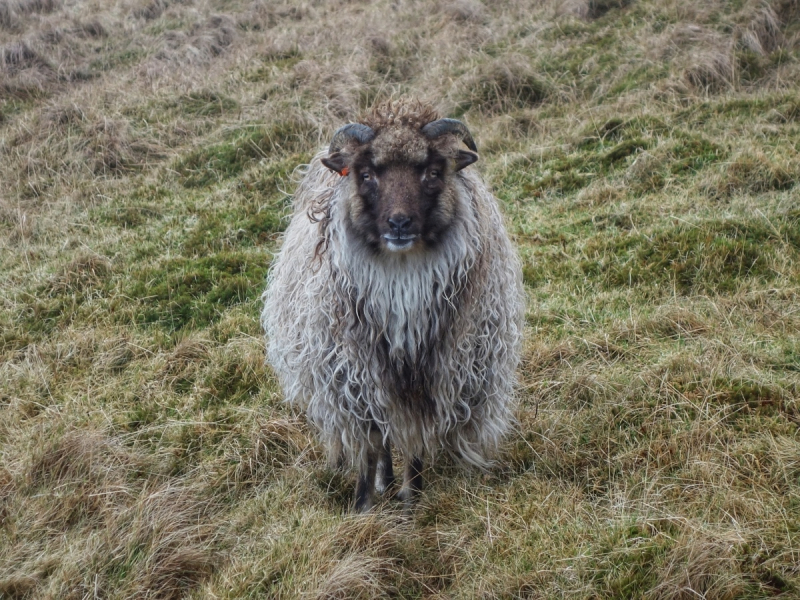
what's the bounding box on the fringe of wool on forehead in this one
[262,151,524,469]
[361,98,440,132]
[359,98,443,165]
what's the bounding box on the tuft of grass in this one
[455,56,549,115]
[175,119,316,187]
[684,47,736,92]
[46,253,111,295]
[148,14,237,67]
[202,346,266,407]
[168,90,239,117]
[84,118,164,175]
[132,0,169,21]
[666,133,726,176]
[701,150,798,199]
[0,41,54,99]
[558,0,632,20]
[95,336,137,373]
[442,0,487,24]
[0,0,60,30]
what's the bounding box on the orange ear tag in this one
[338,167,350,176]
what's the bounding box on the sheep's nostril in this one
[388,215,412,234]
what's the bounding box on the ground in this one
[1,0,799,597]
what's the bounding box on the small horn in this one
[421,118,477,152]
[328,123,376,153]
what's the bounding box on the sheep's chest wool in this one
[262,99,524,511]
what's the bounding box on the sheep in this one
[262,99,524,511]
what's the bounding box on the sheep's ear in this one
[454,150,478,172]
[321,152,349,176]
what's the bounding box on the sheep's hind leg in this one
[354,427,382,512]
[375,440,395,495]
[396,455,423,505]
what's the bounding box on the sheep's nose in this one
[388,215,412,234]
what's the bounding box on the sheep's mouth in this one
[383,234,418,252]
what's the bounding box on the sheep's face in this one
[349,152,449,253]
[323,146,477,254]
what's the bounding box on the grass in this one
[2,0,800,597]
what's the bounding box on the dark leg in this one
[353,427,382,512]
[396,455,423,503]
[375,440,395,494]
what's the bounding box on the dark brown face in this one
[352,153,449,253]
[322,148,478,254]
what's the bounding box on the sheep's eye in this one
[429,169,441,178]
[361,172,371,181]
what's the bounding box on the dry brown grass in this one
[0,0,60,31]
[556,0,632,20]
[0,40,54,98]
[646,530,746,600]
[0,427,223,599]
[740,3,785,55]
[46,253,111,295]
[454,54,550,115]
[684,45,737,92]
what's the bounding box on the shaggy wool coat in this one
[262,152,524,468]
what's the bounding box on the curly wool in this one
[262,151,524,469]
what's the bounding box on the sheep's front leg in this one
[354,427,382,512]
[396,455,423,505]
[375,440,395,495]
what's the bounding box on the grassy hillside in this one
[2,0,799,597]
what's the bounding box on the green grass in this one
[581,216,799,294]
[121,251,267,332]
[168,91,240,117]
[175,125,315,187]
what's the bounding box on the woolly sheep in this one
[262,99,524,511]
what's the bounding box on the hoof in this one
[353,489,375,513]
[394,487,418,503]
